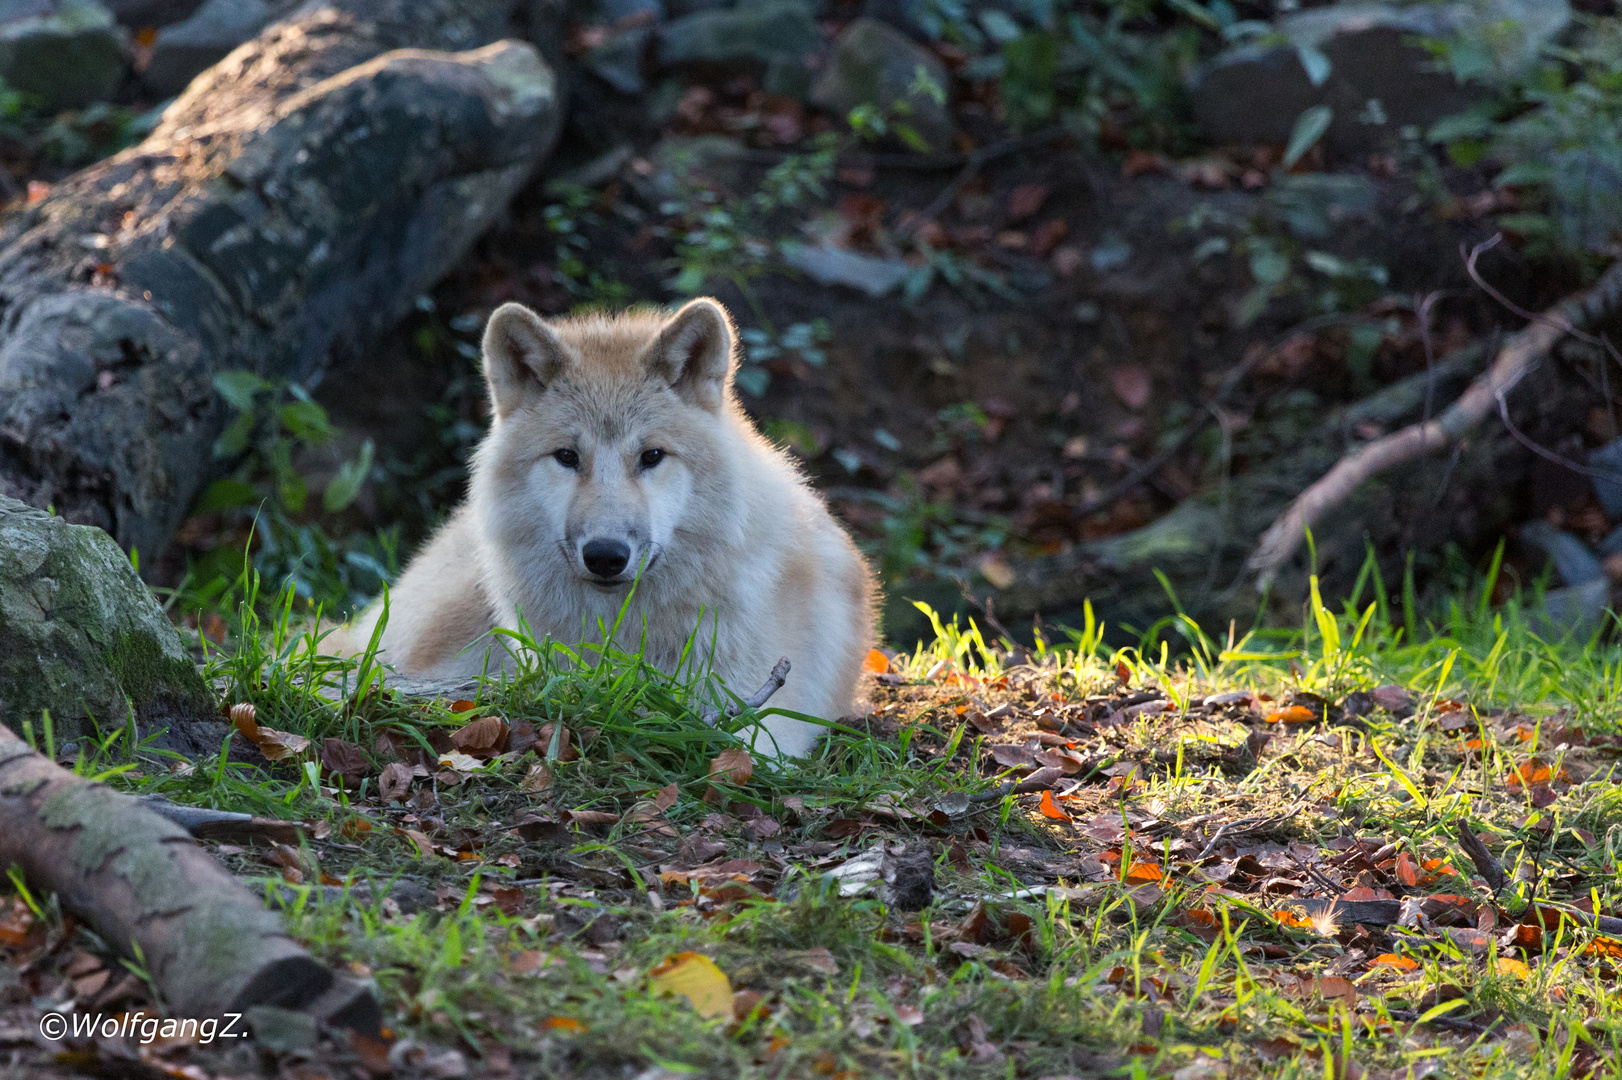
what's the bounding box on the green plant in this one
[182,371,391,618]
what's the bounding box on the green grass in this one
[7,554,1622,1078]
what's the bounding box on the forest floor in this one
[4,582,1622,1079]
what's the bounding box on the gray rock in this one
[589,0,662,22]
[1520,520,1605,587]
[645,133,750,195]
[783,240,911,297]
[667,0,729,15]
[1191,1,1571,154]
[0,497,215,748]
[658,0,819,67]
[812,16,952,152]
[860,0,926,36]
[584,22,651,94]
[0,0,126,111]
[1538,577,1611,639]
[1591,436,1622,517]
[102,0,201,26]
[1600,524,1622,559]
[143,0,293,99]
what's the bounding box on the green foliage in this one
[182,372,392,619]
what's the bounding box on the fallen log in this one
[0,0,562,563]
[0,721,378,1032]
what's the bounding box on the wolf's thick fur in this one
[336,298,876,757]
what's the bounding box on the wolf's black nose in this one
[582,539,631,578]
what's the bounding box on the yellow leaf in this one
[1495,957,1531,979]
[648,952,732,1018]
[437,751,484,773]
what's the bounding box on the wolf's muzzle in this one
[582,538,631,579]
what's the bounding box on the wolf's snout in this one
[581,538,631,579]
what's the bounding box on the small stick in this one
[1248,242,1622,587]
[1456,820,1507,895]
[699,657,791,724]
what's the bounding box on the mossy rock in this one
[0,496,214,750]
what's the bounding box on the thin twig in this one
[699,657,791,725]
[1248,242,1622,587]
[898,129,1066,239]
[1072,350,1261,520]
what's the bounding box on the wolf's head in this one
[471,298,745,600]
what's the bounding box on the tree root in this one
[1248,246,1622,588]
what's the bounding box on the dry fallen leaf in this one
[377,762,414,803]
[1264,705,1317,725]
[398,829,435,858]
[520,762,554,794]
[229,702,258,740]
[451,715,509,756]
[862,649,890,674]
[648,952,733,1018]
[253,726,311,762]
[438,751,485,774]
[541,1016,585,1032]
[705,747,753,803]
[1109,364,1152,411]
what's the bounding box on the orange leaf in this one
[1395,852,1420,887]
[1274,910,1315,929]
[1038,790,1071,821]
[450,699,477,713]
[1583,936,1622,959]
[1123,861,1162,885]
[1115,660,1131,684]
[1264,705,1317,725]
[1373,953,1418,972]
[1495,957,1531,979]
[862,649,890,674]
[542,1016,586,1032]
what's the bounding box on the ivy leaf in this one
[323,439,374,514]
[213,370,269,411]
[1283,105,1333,170]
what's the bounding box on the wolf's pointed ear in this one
[642,298,736,411]
[483,303,572,418]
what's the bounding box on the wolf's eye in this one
[639,448,666,470]
[553,448,580,469]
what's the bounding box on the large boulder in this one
[0,0,126,111]
[1191,0,1571,154]
[0,497,215,750]
[142,0,294,98]
[812,17,953,152]
[657,0,820,97]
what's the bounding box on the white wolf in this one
[335,298,877,757]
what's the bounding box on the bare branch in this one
[1248,252,1622,587]
[699,657,792,724]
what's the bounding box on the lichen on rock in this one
[0,496,214,748]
